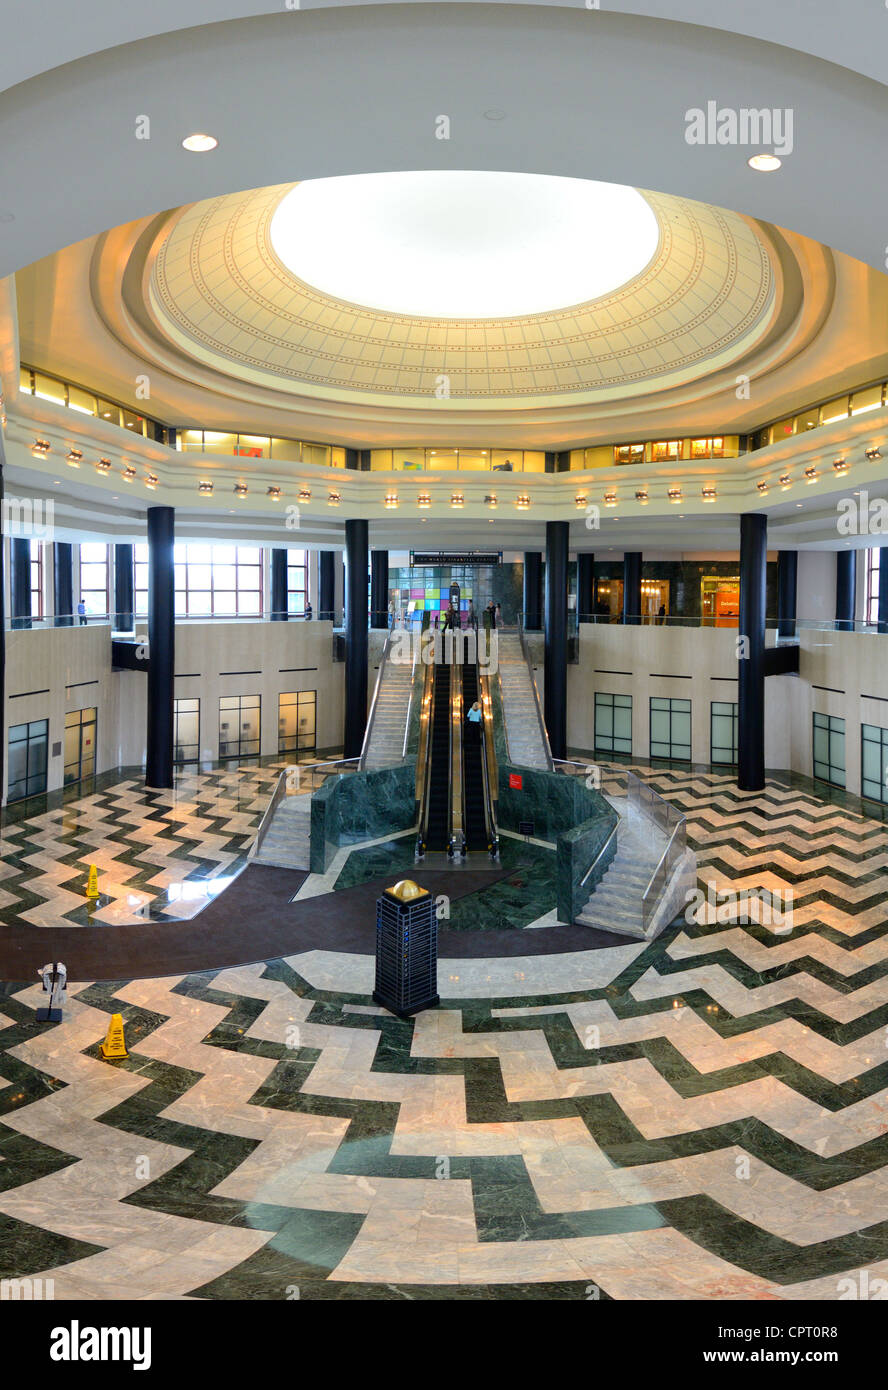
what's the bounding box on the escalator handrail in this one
[477,678,498,853]
[415,655,436,841]
[450,657,464,854]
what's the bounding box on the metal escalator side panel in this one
[450,657,464,856]
[414,655,435,832]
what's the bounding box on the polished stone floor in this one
[1,766,887,1298]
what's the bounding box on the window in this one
[594,693,632,755]
[650,697,691,762]
[651,440,682,463]
[862,725,888,805]
[287,551,309,616]
[219,694,261,760]
[813,713,845,788]
[8,718,48,802]
[175,544,263,617]
[689,437,725,459]
[710,701,738,765]
[30,540,43,619]
[79,543,109,617]
[614,443,645,466]
[64,708,97,786]
[134,542,148,617]
[866,548,881,626]
[174,699,200,764]
[278,691,317,754]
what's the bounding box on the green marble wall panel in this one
[310,763,416,873]
[557,815,618,923]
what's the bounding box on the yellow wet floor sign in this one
[85,865,99,900]
[100,1013,128,1060]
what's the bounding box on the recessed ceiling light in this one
[483,108,506,121]
[182,133,218,153]
[748,153,782,172]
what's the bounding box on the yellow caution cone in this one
[85,865,100,900]
[100,1013,128,1060]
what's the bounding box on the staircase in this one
[576,803,668,938]
[497,632,551,769]
[363,659,415,770]
[251,792,312,869]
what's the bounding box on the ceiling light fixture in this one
[485,494,498,508]
[804,466,818,483]
[66,449,82,467]
[328,489,341,506]
[450,492,465,509]
[701,485,717,501]
[234,482,248,497]
[516,494,531,510]
[267,486,281,500]
[604,490,617,507]
[417,492,432,509]
[635,488,649,504]
[667,486,682,503]
[779,473,792,488]
[95,458,111,474]
[575,493,588,509]
[748,153,782,172]
[833,457,849,475]
[31,439,50,457]
[182,133,218,153]
[145,472,158,490]
[297,486,311,503]
[384,490,399,509]
[756,480,769,494]
[865,447,882,461]
[122,464,136,482]
[198,480,214,494]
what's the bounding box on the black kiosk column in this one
[523,551,542,631]
[577,552,595,623]
[777,550,798,640]
[344,519,369,758]
[622,552,642,626]
[270,548,288,620]
[544,521,568,762]
[145,506,175,789]
[835,551,856,632]
[114,543,134,631]
[370,549,389,628]
[319,550,336,622]
[54,543,74,626]
[738,513,767,792]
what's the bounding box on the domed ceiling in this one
[140,172,777,410]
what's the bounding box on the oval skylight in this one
[269,171,660,319]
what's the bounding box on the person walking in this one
[304,601,313,620]
[466,700,482,745]
[77,599,87,626]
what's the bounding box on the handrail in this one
[248,768,289,860]
[641,816,687,936]
[581,818,620,889]
[516,613,555,771]
[414,657,435,835]
[359,614,397,770]
[478,671,499,855]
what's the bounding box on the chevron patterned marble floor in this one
[1,766,887,1299]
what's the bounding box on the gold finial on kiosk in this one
[387,879,429,902]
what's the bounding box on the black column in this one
[523,551,542,630]
[622,552,642,626]
[344,519,369,758]
[835,550,856,632]
[319,550,335,622]
[738,513,767,792]
[879,548,888,635]
[54,543,74,626]
[270,548,288,621]
[114,543,134,631]
[776,550,798,640]
[10,538,31,630]
[370,549,389,628]
[577,553,595,622]
[544,521,569,762]
[145,506,175,789]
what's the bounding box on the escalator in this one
[424,660,452,851]
[461,661,488,851]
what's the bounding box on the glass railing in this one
[6,609,343,631]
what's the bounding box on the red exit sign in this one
[509,773,523,790]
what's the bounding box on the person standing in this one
[495,602,503,629]
[77,599,87,626]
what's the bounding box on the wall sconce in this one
[575,493,588,509]
[756,480,769,494]
[667,486,682,503]
[833,457,849,475]
[234,482,248,497]
[701,485,717,501]
[417,492,432,509]
[516,494,531,509]
[866,447,882,461]
[484,494,497,508]
[328,490,341,506]
[31,439,51,457]
[122,464,137,482]
[635,488,649,504]
[198,480,214,494]
[384,490,399,509]
[297,487,311,503]
[450,492,464,508]
[145,473,158,490]
[266,486,281,500]
[604,490,617,507]
[804,466,818,483]
[95,458,111,474]
[779,473,792,488]
[66,449,83,467]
